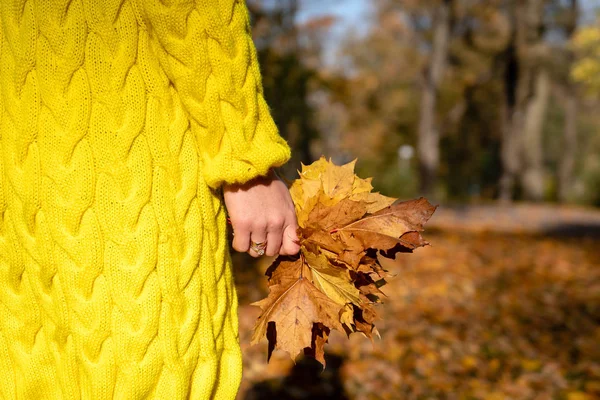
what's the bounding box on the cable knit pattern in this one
[0,0,290,398]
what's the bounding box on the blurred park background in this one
[233,0,600,399]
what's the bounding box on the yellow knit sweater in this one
[0,0,290,399]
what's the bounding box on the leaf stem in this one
[300,252,306,278]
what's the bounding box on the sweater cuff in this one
[200,119,291,189]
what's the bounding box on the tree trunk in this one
[558,0,579,203]
[521,69,550,201]
[499,90,523,202]
[499,0,546,202]
[558,84,577,202]
[499,26,525,203]
[417,0,452,198]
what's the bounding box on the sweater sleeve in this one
[137,0,291,189]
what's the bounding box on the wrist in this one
[223,168,277,193]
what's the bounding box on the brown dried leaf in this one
[355,253,384,273]
[251,257,343,360]
[350,191,397,214]
[338,248,366,269]
[306,196,368,231]
[352,302,379,339]
[355,272,386,300]
[303,230,344,255]
[303,323,330,367]
[337,198,437,252]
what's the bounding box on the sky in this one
[295,0,373,66]
[293,0,600,66]
[581,0,600,23]
[296,0,600,30]
[296,0,372,28]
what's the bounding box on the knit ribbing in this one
[0,0,288,398]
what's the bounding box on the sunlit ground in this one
[233,204,600,400]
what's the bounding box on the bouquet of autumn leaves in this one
[251,157,436,367]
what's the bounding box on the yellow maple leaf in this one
[304,249,362,306]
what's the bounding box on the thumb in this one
[280,224,300,255]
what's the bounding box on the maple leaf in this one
[349,176,397,213]
[302,229,344,255]
[251,257,343,361]
[303,250,362,306]
[307,197,368,231]
[335,198,437,253]
[251,157,436,367]
[320,158,357,201]
[303,323,330,367]
[354,271,386,300]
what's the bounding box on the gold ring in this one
[250,240,267,256]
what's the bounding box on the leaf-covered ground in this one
[234,205,600,400]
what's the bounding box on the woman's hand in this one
[223,169,300,257]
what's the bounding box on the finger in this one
[265,219,284,257]
[280,224,300,256]
[249,223,268,258]
[232,220,251,253]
